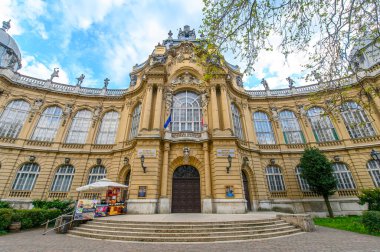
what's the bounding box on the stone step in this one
[80,222,290,233]
[69,228,302,242]
[86,220,285,229]
[73,225,296,237]
[90,218,280,225]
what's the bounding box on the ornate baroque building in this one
[1,23,380,215]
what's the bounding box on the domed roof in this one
[0,20,22,71]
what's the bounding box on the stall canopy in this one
[76,178,128,192]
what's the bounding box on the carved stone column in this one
[141,84,153,130]
[153,86,163,130]
[210,86,220,130]
[220,86,231,130]
[159,142,170,213]
[203,142,213,213]
[242,103,255,143]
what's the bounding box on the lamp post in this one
[370,149,380,161]
[226,154,232,173]
[140,155,147,173]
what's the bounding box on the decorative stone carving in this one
[130,74,137,86]
[165,87,173,117]
[201,89,209,113]
[236,76,243,87]
[29,99,44,122]
[178,25,196,40]
[150,55,167,65]
[183,147,190,165]
[171,72,200,85]
[175,43,196,63]
[62,103,74,126]
[92,105,103,127]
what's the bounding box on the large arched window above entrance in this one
[0,99,30,139]
[171,91,202,132]
[51,165,75,192]
[231,103,244,140]
[306,107,338,142]
[340,101,375,139]
[279,110,304,144]
[96,111,119,144]
[367,160,380,187]
[31,106,63,142]
[87,165,106,184]
[128,103,141,140]
[253,111,275,144]
[66,109,92,144]
[332,163,356,190]
[12,163,40,191]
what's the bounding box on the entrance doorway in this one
[172,166,201,213]
[242,171,252,211]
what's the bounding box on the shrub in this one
[358,188,380,211]
[12,209,61,230]
[32,199,75,213]
[0,201,12,209]
[362,211,380,233]
[0,209,12,231]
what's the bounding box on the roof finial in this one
[2,19,11,31]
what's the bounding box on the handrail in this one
[42,218,75,235]
[41,211,74,234]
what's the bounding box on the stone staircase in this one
[69,218,302,242]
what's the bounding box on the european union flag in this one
[164,113,172,129]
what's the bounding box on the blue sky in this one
[1,0,310,90]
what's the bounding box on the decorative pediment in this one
[171,72,201,85]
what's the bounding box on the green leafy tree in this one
[300,147,337,217]
[200,0,380,112]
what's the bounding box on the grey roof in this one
[0,28,22,61]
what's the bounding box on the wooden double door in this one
[171,166,201,213]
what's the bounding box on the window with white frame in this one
[231,103,244,140]
[12,163,40,191]
[367,160,380,187]
[66,110,92,144]
[279,110,304,144]
[253,111,275,144]
[96,111,119,144]
[51,165,75,192]
[0,100,30,139]
[340,101,375,139]
[332,163,356,190]
[307,107,338,142]
[295,166,310,191]
[266,166,286,191]
[87,165,106,184]
[128,103,141,140]
[31,106,62,142]
[171,91,202,132]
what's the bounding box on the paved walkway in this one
[103,212,278,222]
[0,226,379,252]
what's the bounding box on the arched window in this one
[31,106,62,142]
[295,166,310,191]
[66,110,92,144]
[231,103,244,140]
[128,103,141,140]
[96,111,119,144]
[307,107,338,142]
[265,166,286,191]
[340,101,375,138]
[12,163,40,191]
[332,163,356,190]
[171,91,202,132]
[0,100,30,138]
[87,165,106,184]
[367,160,380,187]
[253,111,275,144]
[51,165,75,192]
[279,110,304,144]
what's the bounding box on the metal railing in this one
[41,211,74,235]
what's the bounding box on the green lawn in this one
[314,216,380,236]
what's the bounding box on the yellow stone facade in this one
[0,28,379,215]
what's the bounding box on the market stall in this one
[75,178,128,219]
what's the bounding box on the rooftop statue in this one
[104,78,110,89]
[261,78,269,91]
[286,77,295,89]
[2,19,11,31]
[178,25,196,40]
[76,74,85,86]
[49,68,59,81]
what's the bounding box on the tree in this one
[200,0,380,113]
[299,147,337,217]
